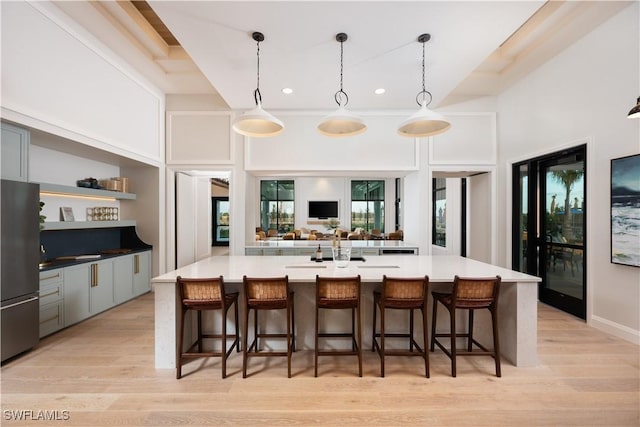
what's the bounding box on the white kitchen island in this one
[152,255,540,370]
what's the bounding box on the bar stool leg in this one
[242,306,250,378]
[176,306,186,379]
[430,298,438,352]
[450,306,457,378]
[468,309,475,352]
[234,299,240,352]
[422,306,430,378]
[287,301,292,378]
[371,296,378,352]
[409,308,414,351]
[291,292,296,352]
[314,302,320,377]
[380,304,385,377]
[222,306,228,379]
[492,307,502,377]
[356,300,362,378]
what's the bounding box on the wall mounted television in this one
[308,201,338,219]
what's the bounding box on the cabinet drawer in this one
[39,282,63,306]
[39,269,63,286]
[39,300,64,338]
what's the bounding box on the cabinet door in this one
[1,122,29,181]
[63,264,91,326]
[113,255,134,304]
[133,251,151,296]
[90,260,114,315]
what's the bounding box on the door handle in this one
[1,296,39,310]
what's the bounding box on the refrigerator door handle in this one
[1,296,39,311]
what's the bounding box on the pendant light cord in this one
[335,33,349,107]
[253,32,264,106]
[416,34,432,108]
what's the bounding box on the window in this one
[260,180,294,234]
[351,180,384,232]
[432,178,446,247]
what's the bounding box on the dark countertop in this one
[39,248,151,272]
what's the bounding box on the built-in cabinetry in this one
[38,250,151,337]
[1,122,29,182]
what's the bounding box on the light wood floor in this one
[1,292,638,426]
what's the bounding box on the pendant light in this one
[232,32,284,138]
[317,33,367,137]
[628,96,640,119]
[398,34,451,138]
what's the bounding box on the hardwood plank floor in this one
[1,292,638,426]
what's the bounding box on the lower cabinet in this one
[114,256,134,305]
[133,251,151,296]
[63,264,91,327]
[61,250,151,329]
[90,260,114,315]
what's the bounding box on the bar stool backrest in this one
[453,275,501,307]
[177,276,224,305]
[244,276,289,301]
[316,276,360,300]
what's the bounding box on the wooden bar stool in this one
[372,275,430,377]
[242,276,295,378]
[430,275,502,377]
[176,275,239,379]
[314,275,362,377]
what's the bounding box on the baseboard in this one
[590,315,640,345]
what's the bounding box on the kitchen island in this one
[152,255,540,370]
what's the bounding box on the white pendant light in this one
[628,96,640,119]
[233,32,284,138]
[398,33,451,138]
[317,33,366,137]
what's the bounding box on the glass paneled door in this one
[513,145,586,319]
[212,197,229,246]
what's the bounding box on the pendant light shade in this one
[628,96,640,119]
[317,106,367,137]
[398,33,450,138]
[317,33,366,137]
[233,32,284,138]
[398,102,451,137]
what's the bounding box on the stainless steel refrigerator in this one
[1,179,39,362]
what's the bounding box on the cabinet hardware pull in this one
[134,254,140,274]
[91,264,97,287]
[40,289,60,298]
[40,272,61,281]
[40,314,59,324]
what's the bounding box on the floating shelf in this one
[42,220,136,231]
[39,183,136,200]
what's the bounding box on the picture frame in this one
[60,206,75,222]
[611,153,640,267]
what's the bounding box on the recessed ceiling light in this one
[374,88,386,95]
[282,88,293,94]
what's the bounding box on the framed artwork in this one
[60,206,75,222]
[611,153,640,267]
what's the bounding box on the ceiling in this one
[59,1,631,111]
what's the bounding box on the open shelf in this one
[39,183,136,200]
[42,220,136,231]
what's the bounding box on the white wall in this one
[496,3,640,342]
[1,1,164,165]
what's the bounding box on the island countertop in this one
[152,255,540,370]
